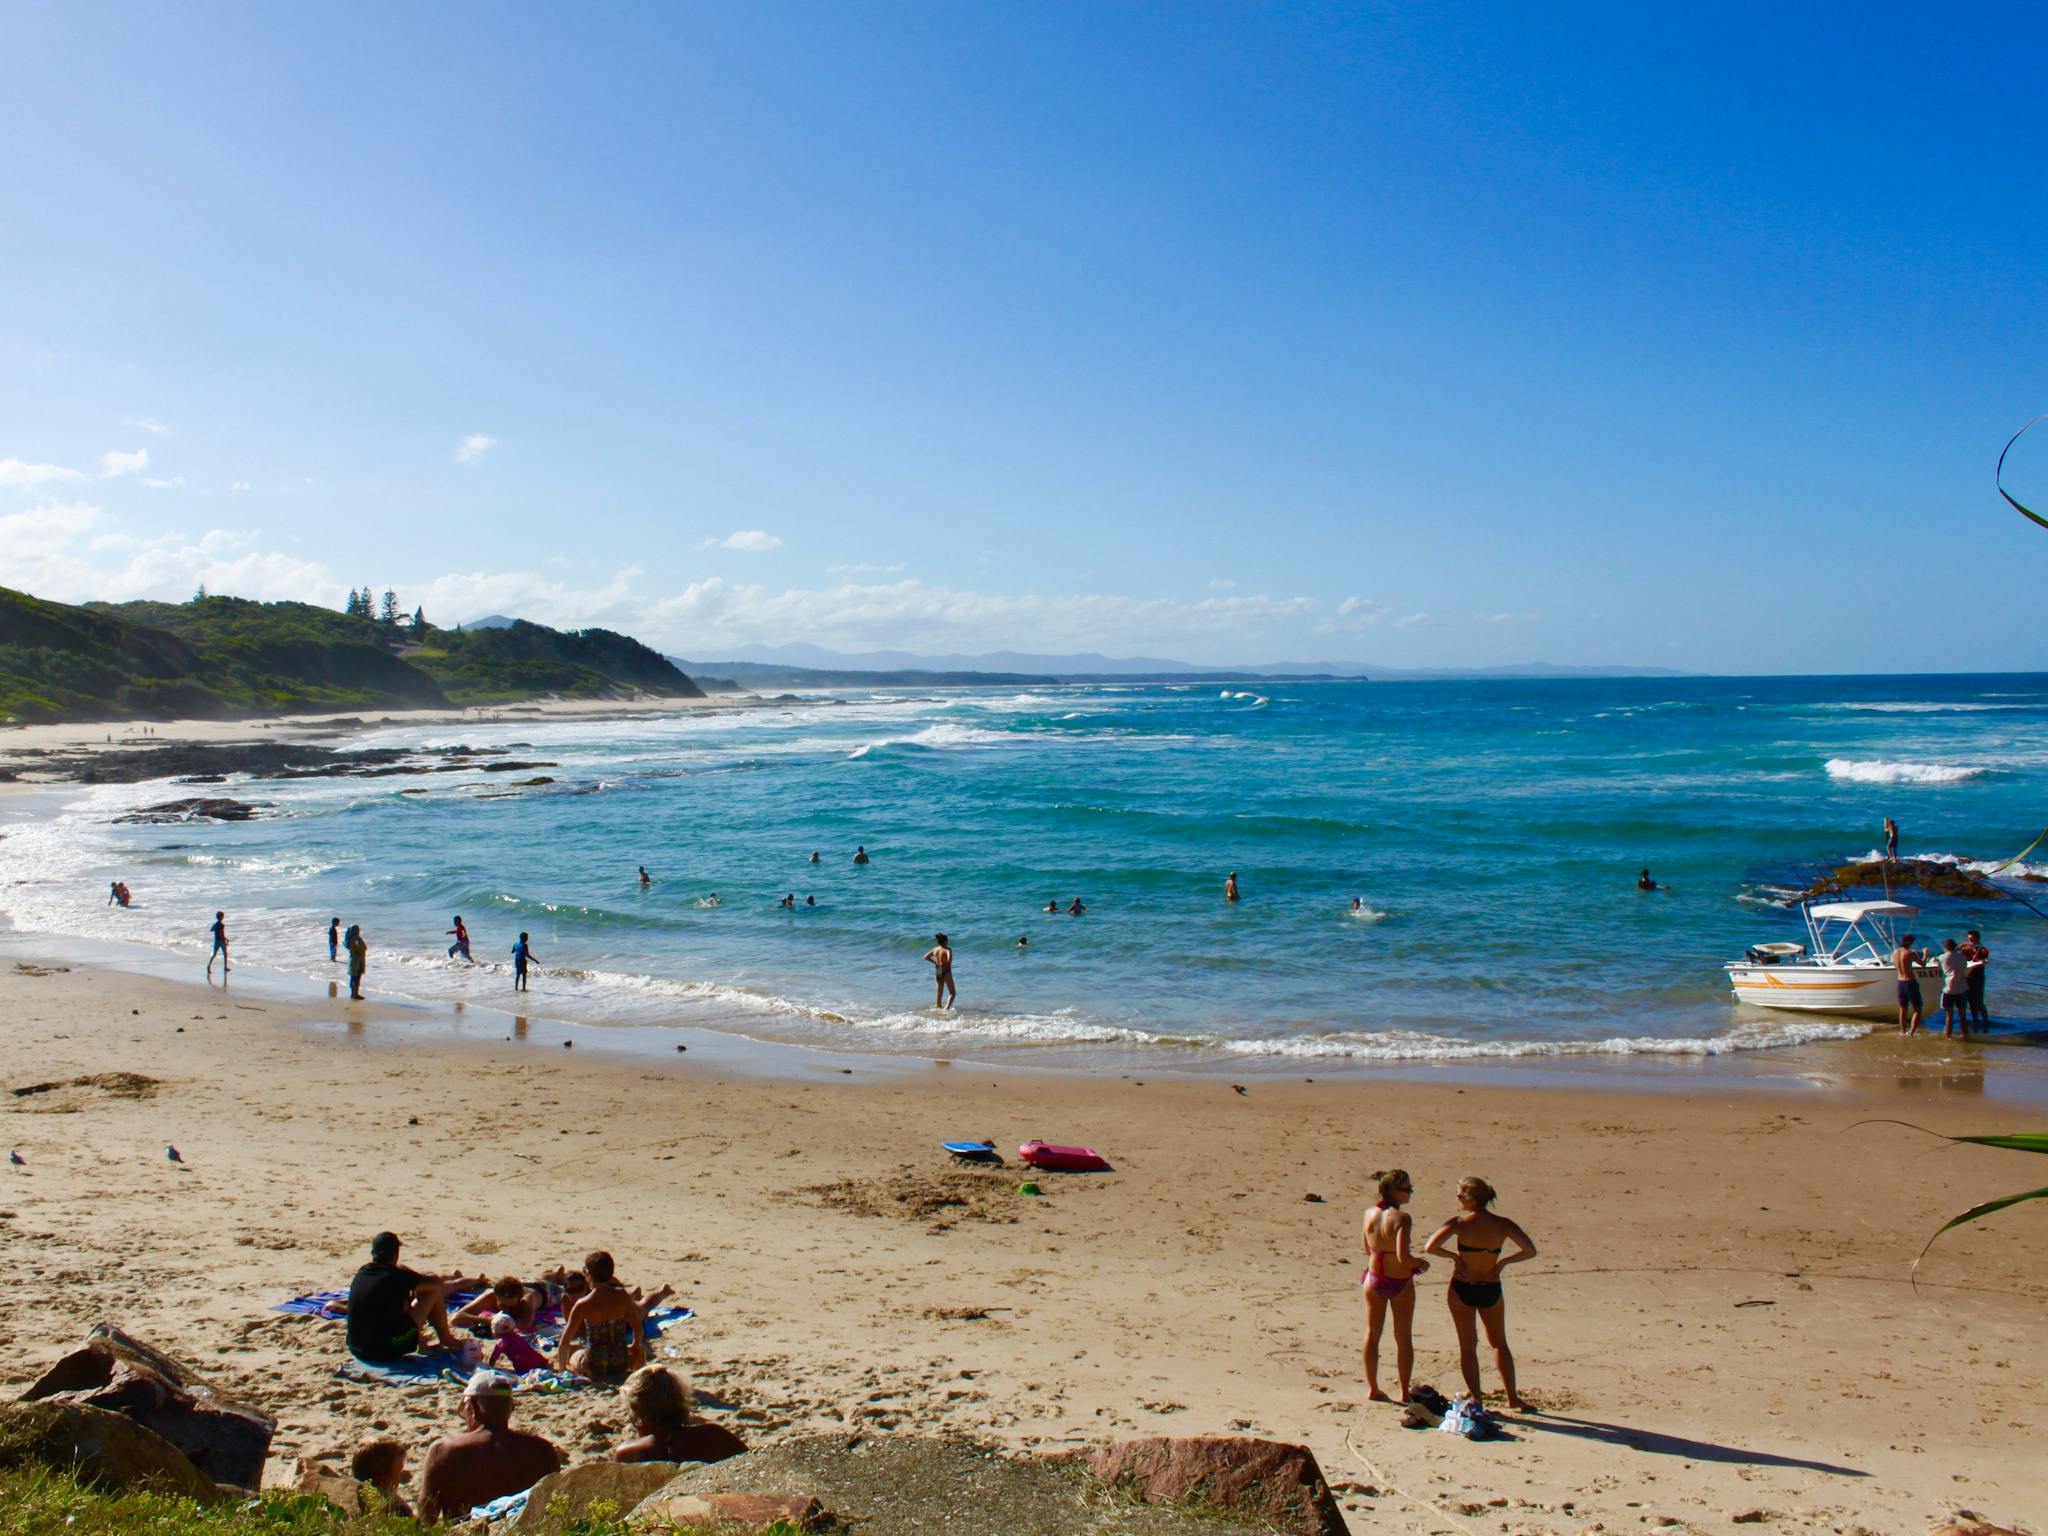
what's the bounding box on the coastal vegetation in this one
[0,586,701,724]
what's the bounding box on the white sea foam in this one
[1824,758,1988,786]
[1345,905,1390,921]
[846,723,1015,758]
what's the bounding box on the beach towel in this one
[471,1489,531,1524]
[331,1308,693,1391]
[272,1290,350,1319]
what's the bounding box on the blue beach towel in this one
[272,1290,350,1318]
[331,1307,693,1390]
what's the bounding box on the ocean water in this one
[4,675,2047,1067]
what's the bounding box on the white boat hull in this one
[1727,962,1943,1016]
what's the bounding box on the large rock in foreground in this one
[512,1461,684,1532]
[634,1490,826,1532]
[1064,1437,1349,1536]
[0,1400,221,1504]
[19,1325,275,1490]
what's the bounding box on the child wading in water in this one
[1361,1168,1429,1403]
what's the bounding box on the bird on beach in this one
[165,1145,183,1163]
[1232,1084,1248,1096]
[8,1149,23,1166]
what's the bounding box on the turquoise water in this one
[6,676,2047,1065]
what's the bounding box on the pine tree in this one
[379,589,399,625]
[192,582,208,602]
[412,605,426,630]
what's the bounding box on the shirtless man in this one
[417,1370,561,1522]
[1893,932,1928,1036]
[1225,871,1240,903]
[924,932,956,1010]
[853,845,871,865]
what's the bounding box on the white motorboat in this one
[1727,900,1943,1015]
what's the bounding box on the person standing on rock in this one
[1884,817,1899,863]
[206,910,230,977]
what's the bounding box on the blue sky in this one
[4,2,2045,671]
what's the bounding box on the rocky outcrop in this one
[1063,1437,1349,1536]
[1800,859,2009,904]
[19,1325,275,1489]
[512,1461,684,1532]
[0,1400,221,1503]
[114,797,269,824]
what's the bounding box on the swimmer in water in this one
[853,846,870,865]
[638,866,651,886]
[923,932,956,1010]
[779,893,796,909]
[808,851,821,864]
[805,895,815,906]
[1017,934,1028,948]
[1067,897,1086,915]
[704,894,720,907]
[1044,900,1060,913]
[1225,871,1239,903]
[1637,869,1658,891]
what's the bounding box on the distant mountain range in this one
[662,640,1685,687]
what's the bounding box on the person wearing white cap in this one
[418,1368,562,1523]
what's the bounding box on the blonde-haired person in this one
[612,1366,748,1466]
[1359,1168,1429,1404]
[1422,1177,1537,1411]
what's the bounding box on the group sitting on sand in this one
[1360,1171,1538,1413]
[336,1235,739,1519]
[357,1358,745,1521]
[345,1234,676,1381]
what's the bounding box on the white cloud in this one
[703,529,784,552]
[827,561,906,577]
[141,475,185,490]
[100,447,149,478]
[455,433,498,465]
[0,457,87,491]
[123,416,172,436]
[1474,611,1542,624]
[2,500,342,608]
[1322,595,1431,633]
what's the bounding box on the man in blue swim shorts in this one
[1893,932,1927,1036]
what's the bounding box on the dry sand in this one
[2,958,2043,1533]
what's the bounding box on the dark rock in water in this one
[511,777,555,786]
[114,797,269,824]
[19,1325,275,1489]
[1060,1437,1349,1536]
[1801,859,2008,904]
[512,1461,682,1532]
[174,773,227,784]
[0,1400,221,1503]
[481,760,559,772]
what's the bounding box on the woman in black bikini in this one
[1422,1177,1537,1410]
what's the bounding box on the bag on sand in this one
[1438,1398,1500,1441]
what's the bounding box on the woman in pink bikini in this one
[1360,1168,1429,1403]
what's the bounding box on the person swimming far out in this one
[638,865,651,886]
[1637,868,1658,891]
[1017,934,1028,948]
[853,845,871,864]
[805,894,816,906]
[1044,899,1060,913]
[779,893,796,909]
[1067,897,1087,915]
[1225,871,1240,903]
[809,851,821,864]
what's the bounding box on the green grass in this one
[0,1465,813,1536]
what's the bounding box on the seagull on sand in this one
[8,1149,23,1166]
[165,1145,183,1163]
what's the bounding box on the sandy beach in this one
[2,954,2042,1534]
[0,696,743,781]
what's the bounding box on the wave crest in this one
[1824,758,1988,786]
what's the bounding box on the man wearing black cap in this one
[418,1369,562,1522]
[346,1232,482,1363]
